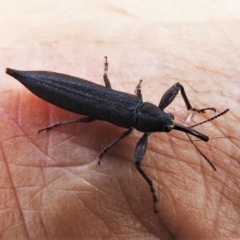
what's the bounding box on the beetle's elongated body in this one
[6,69,209,139]
[6,57,228,212]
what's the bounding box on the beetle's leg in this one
[97,128,133,165]
[135,79,143,101]
[38,117,95,133]
[103,56,112,88]
[158,82,216,113]
[135,133,158,213]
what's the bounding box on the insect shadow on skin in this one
[6,57,229,213]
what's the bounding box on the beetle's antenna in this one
[186,133,217,171]
[189,109,229,129]
[184,109,229,171]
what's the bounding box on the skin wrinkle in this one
[0,146,30,239]
[43,174,90,196]
[4,125,39,158]
[104,210,143,235]
[170,141,201,171]
[38,105,77,160]
[10,128,57,167]
[217,182,230,213]
[220,184,239,208]
[99,209,133,237]
[119,165,145,214]
[81,178,116,200]
[181,166,201,187]
[212,20,240,60]
[208,198,221,235]
[41,187,69,238]
[150,136,178,162]
[67,198,91,240]
[18,186,44,207]
[38,213,49,239]
[168,139,184,169]
[208,142,232,165]
[117,172,136,214]
[47,133,75,149]
[75,196,116,237]
[36,116,101,166]
[225,135,238,148]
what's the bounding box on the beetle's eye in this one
[164,124,172,132]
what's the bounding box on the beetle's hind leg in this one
[38,117,95,134]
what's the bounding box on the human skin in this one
[0,1,240,239]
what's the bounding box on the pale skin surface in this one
[0,1,240,239]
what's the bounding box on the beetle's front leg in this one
[158,82,216,113]
[135,133,158,213]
